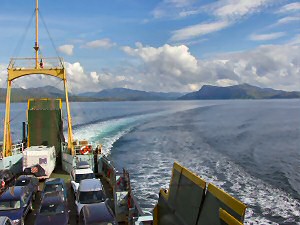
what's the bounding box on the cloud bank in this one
[1,41,299,93]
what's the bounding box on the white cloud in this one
[275,15,300,26]
[216,79,239,87]
[276,2,300,14]
[121,43,300,92]
[1,41,299,93]
[152,0,195,18]
[249,32,286,41]
[58,44,74,56]
[169,0,273,41]
[211,0,273,20]
[288,34,300,45]
[171,20,230,41]
[81,39,116,49]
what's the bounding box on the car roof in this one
[16,175,32,180]
[79,179,102,192]
[45,178,64,184]
[0,186,25,200]
[82,202,115,223]
[41,193,64,205]
[74,168,94,175]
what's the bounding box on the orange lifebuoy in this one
[80,145,91,155]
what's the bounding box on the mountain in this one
[0,86,65,102]
[2,84,299,102]
[79,88,184,101]
[179,84,300,100]
[0,86,184,102]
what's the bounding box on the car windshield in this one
[15,179,30,186]
[0,200,21,210]
[40,203,65,215]
[75,173,95,183]
[79,191,105,204]
[44,184,63,193]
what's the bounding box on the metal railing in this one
[0,141,24,159]
[8,57,64,70]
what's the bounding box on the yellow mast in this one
[34,0,39,69]
[3,0,75,157]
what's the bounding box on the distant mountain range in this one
[1,84,299,102]
[179,84,300,100]
[79,88,183,101]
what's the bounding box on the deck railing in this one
[0,141,24,159]
[8,57,64,70]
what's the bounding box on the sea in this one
[1,99,300,224]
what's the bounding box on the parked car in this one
[70,161,95,194]
[0,170,15,191]
[41,178,67,201]
[79,202,116,225]
[15,175,39,201]
[0,216,13,225]
[0,186,34,225]
[34,192,69,225]
[75,179,106,215]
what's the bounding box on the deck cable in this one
[39,11,64,68]
[11,10,35,58]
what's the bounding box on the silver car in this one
[75,179,106,215]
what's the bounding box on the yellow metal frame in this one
[2,0,74,156]
[219,208,244,225]
[208,183,247,218]
[172,161,206,189]
[3,65,75,156]
[7,68,65,81]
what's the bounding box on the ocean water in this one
[1,99,300,224]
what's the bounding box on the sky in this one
[0,0,299,94]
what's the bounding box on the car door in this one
[22,188,32,217]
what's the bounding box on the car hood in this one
[0,208,23,220]
[35,213,68,225]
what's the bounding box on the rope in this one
[11,10,35,58]
[39,11,64,68]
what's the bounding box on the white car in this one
[75,179,106,215]
[70,162,95,194]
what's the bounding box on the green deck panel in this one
[28,109,64,153]
[28,99,61,110]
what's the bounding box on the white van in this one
[75,179,106,215]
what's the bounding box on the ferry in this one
[0,1,247,224]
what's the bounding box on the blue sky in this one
[0,0,299,93]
